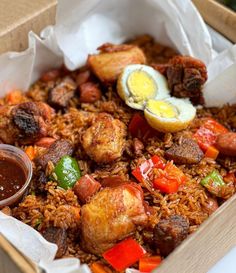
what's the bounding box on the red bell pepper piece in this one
[164,162,186,185]
[153,177,179,194]
[102,238,146,271]
[194,118,228,151]
[204,145,219,160]
[132,155,165,182]
[203,118,228,134]
[132,157,186,194]
[129,113,156,139]
[139,256,162,272]
[153,162,186,193]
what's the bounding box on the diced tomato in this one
[6,90,24,105]
[91,262,110,273]
[204,145,219,160]
[139,256,162,272]
[25,146,36,161]
[223,173,236,184]
[129,113,156,140]
[194,118,228,151]
[41,69,61,82]
[102,238,146,271]
[153,177,179,194]
[132,155,165,182]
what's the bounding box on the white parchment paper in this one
[0,0,235,272]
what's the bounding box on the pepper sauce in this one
[0,157,26,201]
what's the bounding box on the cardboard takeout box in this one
[0,1,236,273]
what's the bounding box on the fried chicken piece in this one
[80,183,148,255]
[0,102,53,144]
[88,44,146,83]
[153,56,207,105]
[81,113,127,163]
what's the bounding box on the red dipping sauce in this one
[0,157,26,201]
[0,144,32,208]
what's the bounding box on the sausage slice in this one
[216,132,236,156]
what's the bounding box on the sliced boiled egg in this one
[117,64,170,110]
[144,97,196,132]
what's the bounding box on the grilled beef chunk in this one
[42,227,67,258]
[34,170,48,193]
[165,138,203,164]
[153,215,189,256]
[48,77,76,108]
[0,102,52,144]
[35,139,73,169]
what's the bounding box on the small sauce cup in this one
[0,144,33,208]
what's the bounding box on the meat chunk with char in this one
[0,102,52,144]
[153,56,207,105]
[81,113,127,164]
[81,183,148,255]
[48,77,76,108]
[165,138,203,164]
[35,139,73,169]
[153,215,189,256]
[42,227,67,258]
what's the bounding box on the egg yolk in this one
[127,70,156,102]
[146,99,177,118]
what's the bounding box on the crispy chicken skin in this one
[81,113,127,163]
[80,183,148,255]
[153,56,207,104]
[87,43,146,83]
[0,102,53,144]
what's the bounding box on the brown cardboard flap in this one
[0,0,57,54]
[192,0,236,43]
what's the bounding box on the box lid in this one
[0,0,57,54]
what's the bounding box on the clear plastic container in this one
[0,144,33,208]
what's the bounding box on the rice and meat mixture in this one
[1,34,236,272]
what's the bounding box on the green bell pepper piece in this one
[201,170,225,188]
[54,155,81,189]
